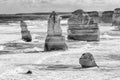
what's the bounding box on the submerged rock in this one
[44,11,67,51]
[25,70,32,74]
[20,20,32,42]
[79,52,98,68]
[68,9,100,41]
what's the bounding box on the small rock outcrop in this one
[25,70,32,74]
[79,52,98,68]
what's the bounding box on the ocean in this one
[0,20,120,80]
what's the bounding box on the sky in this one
[0,0,120,14]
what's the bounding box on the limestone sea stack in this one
[44,11,67,51]
[20,20,32,42]
[101,11,114,23]
[68,9,100,41]
[112,8,120,30]
[79,52,99,68]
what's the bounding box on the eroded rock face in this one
[44,11,67,51]
[79,52,98,68]
[101,11,113,23]
[112,8,120,29]
[68,9,100,41]
[20,20,32,42]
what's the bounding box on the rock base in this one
[68,35,99,41]
[44,35,67,51]
[21,31,32,42]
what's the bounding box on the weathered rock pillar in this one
[44,11,67,51]
[68,9,100,41]
[20,20,32,42]
[112,8,120,30]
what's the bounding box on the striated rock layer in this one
[44,35,67,51]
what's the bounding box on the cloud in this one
[0,0,120,14]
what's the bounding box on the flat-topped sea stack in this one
[87,11,100,23]
[112,8,120,29]
[44,11,67,51]
[20,20,32,42]
[101,11,114,23]
[68,9,100,41]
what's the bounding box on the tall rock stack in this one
[112,8,120,29]
[44,11,67,51]
[87,11,100,23]
[68,9,100,41]
[101,11,114,23]
[20,20,32,42]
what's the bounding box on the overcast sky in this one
[0,0,120,14]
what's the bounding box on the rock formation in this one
[44,11,67,51]
[101,11,114,23]
[112,8,120,30]
[25,70,32,74]
[20,20,32,42]
[87,11,100,23]
[79,52,99,68]
[68,9,100,41]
